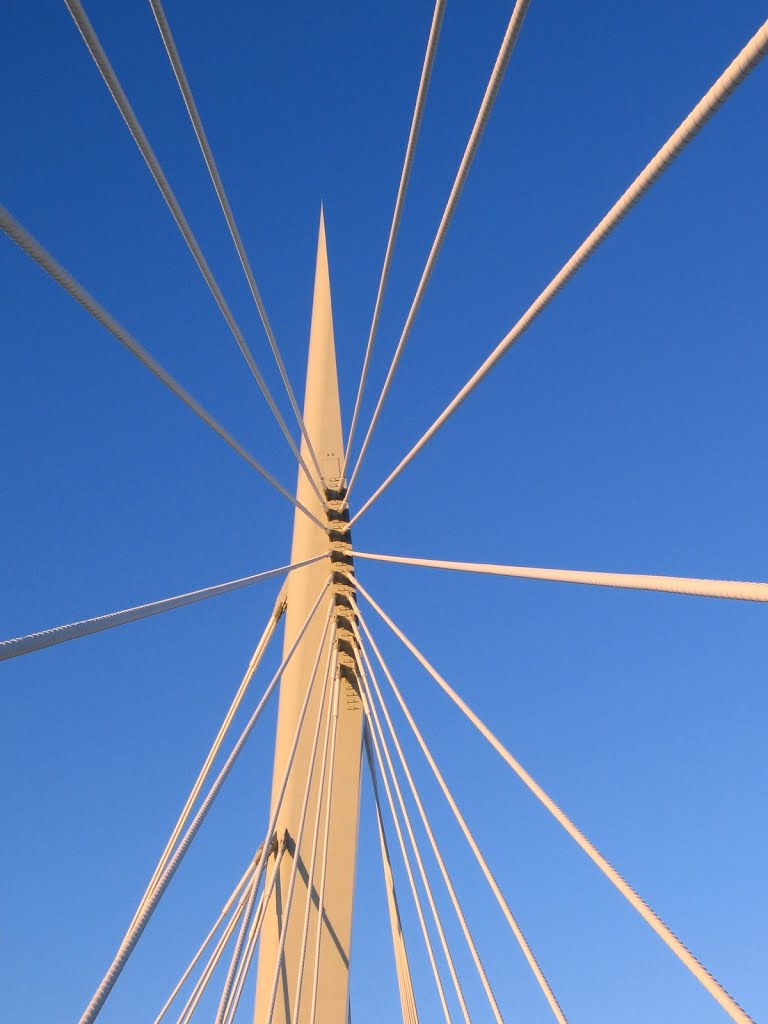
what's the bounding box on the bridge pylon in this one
[253,209,362,1022]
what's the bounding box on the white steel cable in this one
[352,551,768,603]
[215,814,276,1021]
[358,581,755,1024]
[342,0,446,478]
[177,848,287,1024]
[77,580,330,1024]
[350,18,768,525]
[221,844,287,1024]
[359,656,471,1024]
[0,557,312,664]
[220,913,262,1024]
[352,621,504,1024]
[174,889,251,1024]
[0,205,326,531]
[153,850,261,1024]
[63,0,327,509]
[128,595,284,936]
[357,608,566,1023]
[264,639,336,1023]
[362,715,453,1024]
[346,0,532,497]
[219,905,262,1024]
[363,724,421,1024]
[291,647,339,1022]
[146,0,325,490]
[213,603,334,1024]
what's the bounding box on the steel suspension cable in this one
[0,558,312,664]
[346,0,532,496]
[0,206,325,531]
[146,0,325,489]
[264,639,336,1023]
[357,580,755,1024]
[178,845,284,1024]
[353,551,768,603]
[363,722,420,1024]
[357,649,471,1023]
[221,843,287,1024]
[128,594,285,936]
[291,646,339,1022]
[220,919,261,1024]
[63,0,326,509]
[153,849,261,1024]
[356,607,566,1023]
[173,887,252,1024]
[77,579,330,1024]
[342,0,446,478]
[219,907,262,1024]
[214,821,281,1022]
[350,18,768,526]
[307,650,343,1024]
[213,603,334,1024]
[361,707,453,1024]
[352,621,504,1023]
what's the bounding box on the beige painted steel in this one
[253,211,363,1023]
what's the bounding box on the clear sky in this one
[1,1,767,1022]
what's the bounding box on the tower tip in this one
[303,201,340,486]
[316,203,328,269]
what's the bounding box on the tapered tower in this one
[253,210,363,1022]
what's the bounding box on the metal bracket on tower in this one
[327,487,358,707]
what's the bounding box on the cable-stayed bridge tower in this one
[1,4,766,1024]
[253,212,362,1022]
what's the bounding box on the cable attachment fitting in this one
[326,487,358,706]
[326,486,352,542]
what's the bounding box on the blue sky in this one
[1,1,766,1021]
